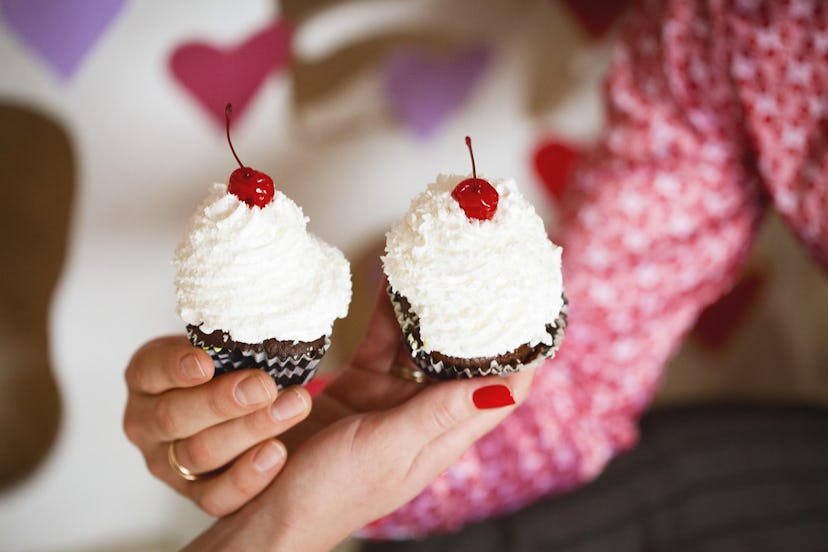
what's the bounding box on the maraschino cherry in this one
[451,136,499,221]
[225,103,274,208]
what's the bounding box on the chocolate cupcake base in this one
[387,286,568,380]
[186,325,330,389]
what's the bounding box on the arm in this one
[360,0,767,538]
[725,1,828,267]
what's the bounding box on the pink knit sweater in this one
[362,0,828,539]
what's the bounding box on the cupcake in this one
[174,104,351,388]
[382,137,566,379]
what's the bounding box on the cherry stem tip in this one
[465,136,478,185]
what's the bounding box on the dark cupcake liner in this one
[387,285,568,380]
[187,327,331,389]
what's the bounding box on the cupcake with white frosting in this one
[382,138,566,379]
[174,104,351,388]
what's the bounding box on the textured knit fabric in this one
[360,0,828,539]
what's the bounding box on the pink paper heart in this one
[0,0,125,81]
[383,44,491,138]
[169,21,292,128]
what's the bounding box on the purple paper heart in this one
[1,0,125,81]
[383,44,491,139]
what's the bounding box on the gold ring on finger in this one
[168,440,200,481]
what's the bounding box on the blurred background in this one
[1,0,826,550]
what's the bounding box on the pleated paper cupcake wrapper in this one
[387,285,568,380]
[187,329,331,390]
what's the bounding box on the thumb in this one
[372,376,522,485]
[407,379,517,437]
[348,281,400,373]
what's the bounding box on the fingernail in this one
[180,354,207,380]
[270,388,307,421]
[252,441,285,472]
[235,376,272,406]
[472,385,515,409]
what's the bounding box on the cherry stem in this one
[465,136,478,189]
[225,103,250,176]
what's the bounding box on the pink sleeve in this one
[360,1,768,539]
[725,0,828,267]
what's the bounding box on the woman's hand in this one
[125,283,535,549]
[120,284,430,515]
[180,285,535,550]
[123,337,312,516]
[185,368,534,552]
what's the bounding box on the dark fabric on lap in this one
[359,403,828,552]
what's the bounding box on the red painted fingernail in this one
[472,385,515,409]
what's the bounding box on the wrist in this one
[182,505,292,552]
[264,497,349,552]
[183,492,347,552]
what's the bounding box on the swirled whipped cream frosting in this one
[175,183,351,344]
[383,174,563,358]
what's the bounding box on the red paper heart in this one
[692,269,767,350]
[169,21,292,127]
[532,140,583,201]
[560,0,631,39]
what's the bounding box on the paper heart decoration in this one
[383,44,491,138]
[532,139,583,201]
[0,0,125,81]
[692,269,767,351]
[169,21,292,128]
[560,0,631,39]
